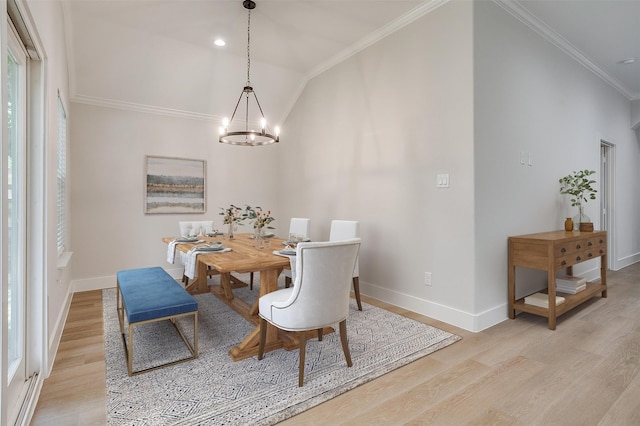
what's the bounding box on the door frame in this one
[600,140,615,271]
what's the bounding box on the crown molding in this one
[278,0,451,125]
[307,0,451,81]
[71,94,219,121]
[494,0,635,101]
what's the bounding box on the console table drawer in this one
[554,237,605,258]
[555,247,606,269]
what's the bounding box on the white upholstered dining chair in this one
[283,218,311,288]
[329,220,362,310]
[258,238,361,387]
[179,220,214,237]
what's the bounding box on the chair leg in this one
[317,328,323,341]
[353,276,362,311]
[339,319,353,367]
[285,276,291,288]
[250,272,254,290]
[298,331,307,387]
[258,318,267,360]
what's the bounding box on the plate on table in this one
[282,238,311,245]
[193,243,224,252]
[278,247,296,256]
[207,232,223,237]
[251,233,276,239]
[175,237,199,243]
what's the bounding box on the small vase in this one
[254,227,264,248]
[227,222,234,239]
[564,217,573,232]
[573,206,591,231]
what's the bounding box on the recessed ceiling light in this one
[214,39,226,47]
[617,57,636,65]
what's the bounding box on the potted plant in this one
[559,169,597,231]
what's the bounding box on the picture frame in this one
[144,155,206,214]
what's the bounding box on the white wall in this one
[279,1,477,327]
[473,1,640,317]
[69,104,281,289]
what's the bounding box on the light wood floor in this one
[32,263,640,425]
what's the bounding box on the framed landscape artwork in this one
[144,155,206,214]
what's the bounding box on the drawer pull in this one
[588,253,593,258]
[576,256,581,261]
[599,239,604,244]
[561,248,567,253]
[600,249,604,254]
[588,242,593,246]
[561,260,567,266]
[576,244,581,249]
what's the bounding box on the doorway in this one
[600,141,615,270]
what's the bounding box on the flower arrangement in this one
[220,204,243,225]
[219,204,275,236]
[244,206,275,230]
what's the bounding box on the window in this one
[6,18,29,418]
[56,92,67,254]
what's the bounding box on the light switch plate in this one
[436,173,450,188]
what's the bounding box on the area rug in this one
[104,274,461,425]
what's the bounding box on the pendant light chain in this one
[246,8,251,86]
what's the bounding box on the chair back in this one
[270,239,360,330]
[329,220,359,277]
[179,220,213,237]
[289,218,311,239]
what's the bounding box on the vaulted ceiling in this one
[62,0,640,125]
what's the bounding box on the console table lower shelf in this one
[513,281,606,319]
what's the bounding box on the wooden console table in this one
[508,230,607,330]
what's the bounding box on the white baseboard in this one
[71,267,184,293]
[615,252,640,271]
[46,286,73,375]
[360,281,506,332]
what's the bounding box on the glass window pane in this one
[7,49,25,380]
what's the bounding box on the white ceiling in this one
[62,0,640,118]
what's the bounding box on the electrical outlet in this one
[424,272,432,286]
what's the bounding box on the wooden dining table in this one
[164,233,302,361]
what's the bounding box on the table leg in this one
[547,269,557,330]
[230,267,287,361]
[249,268,282,317]
[183,258,208,294]
[220,272,234,300]
[508,264,516,319]
[601,253,608,298]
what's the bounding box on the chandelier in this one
[219,0,280,146]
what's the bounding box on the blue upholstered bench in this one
[116,267,198,375]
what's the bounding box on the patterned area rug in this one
[104,274,461,425]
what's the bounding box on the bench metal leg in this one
[120,309,199,376]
